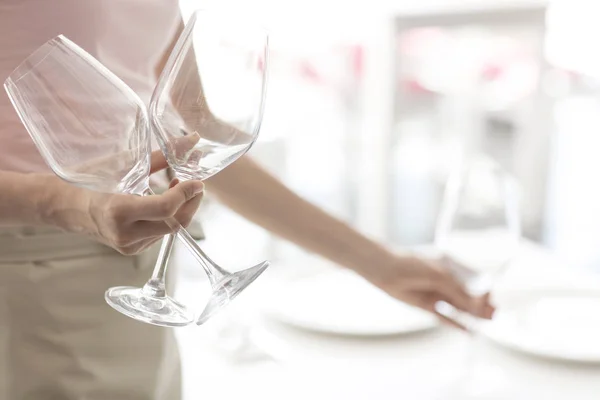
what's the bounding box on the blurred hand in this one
[47,150,204,255]
[359,254,494,331]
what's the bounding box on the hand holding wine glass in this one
[435,155,521,306]
[4,9,271,328]
[4,35,211,326]
[69,150,205,255]
[359,252,495,330]
[434,154,521,398]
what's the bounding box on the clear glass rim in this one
[149,7,270,122]
[3,33,150,192]
[4,36,67,85]
[147,7,270,182]
[5,34,146,111]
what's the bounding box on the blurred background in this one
[171,1,600,399]
[179,0,600,274]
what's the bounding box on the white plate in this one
[265,269,438,336]
[481,288,600,363]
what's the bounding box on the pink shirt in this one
[0,0,182,172]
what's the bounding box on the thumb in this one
[134,180,204,221]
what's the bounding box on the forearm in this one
[0,170,55,226]
[205,157,396,275]
[0,170,89,231]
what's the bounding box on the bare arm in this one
[0,151,204,255]
[0,170,64,227]
[204,157,395,276]
[205,157,494,326]
[159,17,493,326]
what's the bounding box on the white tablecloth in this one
[172,241,600,400]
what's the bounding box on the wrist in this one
[345,242,399,282]
[36,175,94,233]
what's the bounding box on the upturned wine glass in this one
[149,10,270,325]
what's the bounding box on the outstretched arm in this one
[157,18,493,327]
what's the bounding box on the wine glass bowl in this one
[150,10,268,182]
[435,155,521,295]
[4,35,151,195]
[434,154,521,399]
[149,10,270,325]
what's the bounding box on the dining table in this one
[172,239,600,400]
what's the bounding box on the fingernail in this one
[193,182,204,195]
[169,178,179,189]
[484,305,495,319]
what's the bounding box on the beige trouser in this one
[0,226,181,400]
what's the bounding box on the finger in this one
[433,310,469,332]
[150,149,169,174]
[150,133,202,174]
[439,256,496,319]
[168,132,201,159]
[473,292,496,319]
[416,298,469,331]
[134,220,177,237]
[185,148,204,167]
[433,272,472,313]
[133,180,204,220]
[408,275,471,314]
[168,177,203,227]
[136,236,165,252]
[120,236,164,255]
[174,191,203,227]
[428,258,474,312]
[75,148,152,177]
[484,294,496,319]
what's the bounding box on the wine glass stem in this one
[142,186,228,288]
[142,233,176,298]
[175,228,229,285]
[461,291,487,379]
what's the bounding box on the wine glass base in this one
[105,286,194,327]
[196,260,270,325]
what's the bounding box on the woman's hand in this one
[82,178,203,254]
[359,254,494,330]
[41,150,204,255]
